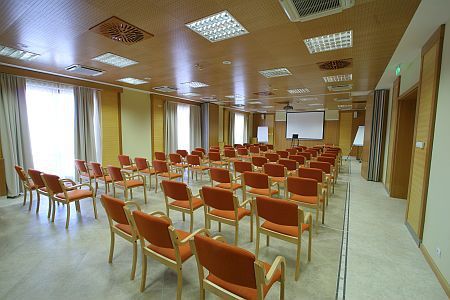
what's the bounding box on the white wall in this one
[399,54,421,95]
[422,23,450,284]
[120,89,152,159]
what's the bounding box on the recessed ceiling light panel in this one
[248,101,262,105]
[117,77,148,85]
[338,104,353,110]
[182,92,200,97]
[328,84,353,92]
[261,105,274,109]
[92,52,138,68]
[186,10,248,42]
[225,95,245,100]
[334,97,352,102]
[153,86,177,93]
[182,81,209,88]
[0,44,40,61]
[287,88,310,94]
[65,64,104,76]
[304,30,352,54]
[323,74,352,82]
[259,68,292,78]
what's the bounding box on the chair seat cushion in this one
[56,189,93,201]
[140,168,156,175]
[270,177,285,183]
[124,165,138,171]
[170,197,203,210]
[173,163,188,168]
[115,223,132,235]
[117,180,144,188]
[289,194,318,204]
[248,188,278,196]
[206,261,281,300]
[80,172,95,179]
[147,230,192,262]
[191,165,209,171]
[261,221,309,238]
[98,175,112,183]
[160,172,183,179]
[212,161,228,166]
[210,207,251,221]
[215,182,242,191]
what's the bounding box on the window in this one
[177,104,190,151]
[234,113,245,145]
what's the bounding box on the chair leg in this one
[92,197,98,219]
[280,273,285,300]
[308,227,312,262]
[155,177,159,193]
[315,209,319,233]
[108,231,115,263]
[75,201,81,212]
[234,223,239,245]
[124,189,128,201]
[47,196,52,219]
[218,222,221,232]
[295,239,301,281]
[36,192,40,214]
[190,212,194,233]
[51,199,56,222]
[176,268,183,300]
[131,241,137,280]
[113,185,116,197]
[143,186,147,204]
[22,186,27,206]
[250,214,253,242]
[65,203,71,229]
[28,189,33,211]
[322,201,325,224]
[255,229,260,258]
[266,235,270,247]
[140,254,147,292]
[182,212,185,221]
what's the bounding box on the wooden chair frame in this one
[209,168,243,195]
[242,173,279,201]
[154,162,183,193]
[27,169,51,217]
[187,156,210,183]
[170,153,189,175]
[90,163,112,195]
[134,158,156,191]
[75,159,95,187]
[263,164,288,199]
[110,169,148,204]
[15,166,37,212]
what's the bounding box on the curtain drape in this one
[165,101,178,154]
[74,86,98,165]
[243,114,249,144]
[228,111,235,145]
[190,105,202,151]
[0,73,33,197]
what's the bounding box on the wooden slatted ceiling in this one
[0,0,419,111]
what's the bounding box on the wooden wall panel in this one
[101,90,121,166]
[209,104,219,147]
[339,111,353,155]
[151,94,165,154]
[385,77,401,192]
[406,26,445,241]
[223,109,230,145]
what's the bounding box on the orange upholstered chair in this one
[233,161,253,182]
[107,166,147,203]
[249,145,260,156]
[101,194,141,280]
[170,153,188,174]
[192,150,208,164]
[298,151,311,160]
[259,145,268,153]
[276,150,289,159]
[278,159,298,176]
[134,157,156,190]
[289,155,307,167]
[267,144,274,150]
[41,173,97,229]
[176,149,188,159]
[209,151,229,169]
[255,196,312,280]
[286,148,297,156]
[209,147,220,153]
[252,156,269,172]
[286,176,322,232]
[195,147,207,154]
[305,149,318,158]
[237,147,251,160]
[75,159,95,186]
[190,233,285,300]
[209,167,243,195]
[201,186,252,245]
[265,153,280,163]
[318,156,338,180]
[15,166,37,211]
[263,163,287,198]
[310,161,334,194]
[298,167,327,216]
[312,146,323,154]
[153,159,183,193]
[90,162,112,195]
[161,180,203,232]
[224,148,240,163]
[154,151,166,161]
[130,210,196,297]
[243,171,278,200]
[118,155,137,172]
[186,154,209,183]
[28,168,51,217]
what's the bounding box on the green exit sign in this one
[395,65,401,77]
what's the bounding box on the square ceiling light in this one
[304,30,352,54]
[259,68,292,78]
[92,52,138,68]
[323,74,352,83]
[248,101,262,105]
[117,77,148,85]
[287,88,310,94]
[0,44,40,61]
[225,94,245,101]
[182,81,209,88]
[182,92,201,97]
[334,97,352,102]
[186,10,248,42]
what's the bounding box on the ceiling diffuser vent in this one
[89,16,153,45]
[328,84,353,92]
[279,0,354,22]
[152,86,177,93]
[65,64,104,76]
[317,58,352,70]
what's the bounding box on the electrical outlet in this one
[436,247,442,258]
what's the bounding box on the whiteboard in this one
[286,111,324,139]
[257,126,269,143]
[353,126,365,146]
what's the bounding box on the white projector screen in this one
[286,111,325,140]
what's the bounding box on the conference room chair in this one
[265,152,280,163]
[190,233,285,300]
[233,143,243,148]
[154,151,167,161]
[289,154,307,167]
[201,186,252,245]
[254,196,312,281]
[176,149,188,160]
[259,145,268,153]
[276,150,289,158]
[169,153,189,176]
[90,162,112,195]
[130,210,196,298]
[209,146,220,153]
[252,156,269,172]
[195,147,207,154]
[286,148,297,156]
[153,159,183,193]
[304,149,318,158]
[161,180,203,232]
[263,163,287,198]
[286,176,322,231]
[134,157,156,191]
[237,147,251,161]
[209,167,243,195]
[243,142,250,148]
[192,150,208,164]
[41,173,97,229]
[100,194,141,280]
[298,151,312,160]
[249,145,260,156]
[242,171,279,200]
[312,146,323,155]
[28,168,51,217]
[267,144,274,151]
[310,161,335,194]
[118,155,137,172]
[107,166,147,203]
[186,154,209,183]
[318,156,339,180]
[75,159,95,186]
[224,148,240,163]
[14,166,36,211]
[278,159,299,176]
[298,167,328,210]
[233,161,253,182]
[208,151,229,169]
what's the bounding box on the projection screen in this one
[285,111,325,139]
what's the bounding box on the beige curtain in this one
[190,105,202,151]
[244,113,249,143]
[228,111,235,145]
[0,73,33,197]
[164,101,178,154]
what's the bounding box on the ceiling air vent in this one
[279,0,354,22]
[89,16,153,45]
[328,84,353,92]
[152,86,177,93]
[318,58,352,70]
[65,64,104,76]
[201,96,218,102]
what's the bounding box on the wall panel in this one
[151,94,165,154]
[101,90,121,166]
[339,111,353,155]
[209,104,219,147]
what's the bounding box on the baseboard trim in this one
[405,221,420,246]
[420,244,450,297]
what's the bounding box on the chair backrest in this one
[75,159,88,173]
[309,161,332,174]
[201,186,234,211]
[312,146,323,154]
[224,149,236,158]
[237,148,249,155]
[286,148,297,155]
[210,167,231,184]
[278,159,298,171]
[153,160,169,173]
[259,145,268,152]
[134,157,149,171]
[322,152,337,158]
[267,144,274,150]
[133,210,174,249]
[108,166,124,182]
[14,165,28,182]
[193,234,257,289]
[187,154,201,166]
[101,194,129,225]
[265,153,279,163]
[191,150,204,158]
[318,156,335,166]
[234,161,252,174]
[256,196,298,226]
[298,167,323,183]
[41,173,64,194]
[154,152,166,161]
[251,156,268,167]
[208,151,221,162]
[298,152,311,160]
[161,180,189,201]
[305,149,318,157]
[169,153,183,164]
[176,149,188,158]
[28,169,45,188]
[118,155,132,167]
[287,176,317,196]
[235,144,245,149]
[243,171,269,189]
[195,147,207,154]
[276,150,289,158]
[289,155,306,165]
[90,162,104,177]
[263,163,285,177]
[224,145,233,149]
[249,146,260,154]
